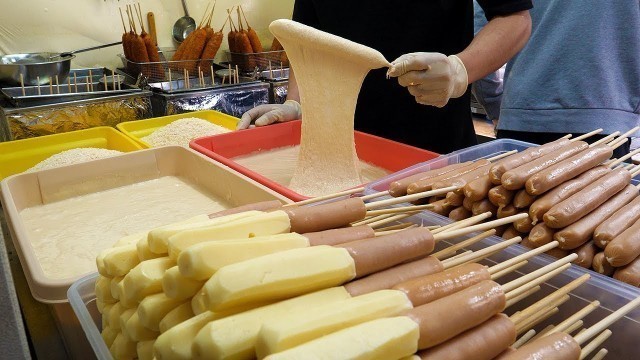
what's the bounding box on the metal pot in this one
[0,53,74,86]
[0,41,122,87]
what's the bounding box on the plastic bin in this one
[190,120,440,201]
[1,146,291,359]
[68,216,640,359]
[0,126,143,181]
[116,110,239,148]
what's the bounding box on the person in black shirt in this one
[238,1,532,154]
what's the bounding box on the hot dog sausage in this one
[501,141,589,190]
[513,214,534,233]
[494,225,508,237]
[613,255,640,287]
[489,186,516,207]
[463,196,474,211]
[525,145,613,195]
[472,199,498,217]
[592,252,615,276]
[389,162,473,197]
[604,212,640,267]
[513,189,536,209]
[336,227,435,278]
[407,280,505,349]
[545,247,570,259]
[449,206,472,221]
[432,165,491,195]
[344,256,444,296]
[555,184,637,250]
[408,160,490,195]
[520,236,535,249]
[489,137,571,185]
[430,198,456,216]
[544,168,631,228]
[495,332,580,360]
[209,200,283,218]
[416,314,516,360]
[464,175,493,202]
[392,263,490,307]
[528,223,555,247]
[594,195,640,248]
[445,192,465,207]
[573,241,597,269]
[529,166,611,224]
[283,198,365,233]
[502,226,522,240]
[303,225,375,246]
[497,205,518,219]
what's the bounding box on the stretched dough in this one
[269,19,390,196]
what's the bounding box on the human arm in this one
[387,10,531,107]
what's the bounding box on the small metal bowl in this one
[0,53,75,86]
[98,74,126,90]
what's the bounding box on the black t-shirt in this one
[293,0,532,153]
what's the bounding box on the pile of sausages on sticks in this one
[373,127,640,287]
[97,184,640,360]
[119,4,163,78]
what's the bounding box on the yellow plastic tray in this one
[116,110,239,148]
[0,127,143,181]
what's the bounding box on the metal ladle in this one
[172,0,196,43]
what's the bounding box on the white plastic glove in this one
[387,53,468,108]
[237,100,302,129]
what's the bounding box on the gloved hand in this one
[387,53,468,108]
[237,100,302,129]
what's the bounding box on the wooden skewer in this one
[67,75,72,93]
[55,75,60,94]
[429,212,492,236]
[431,229,495,260]
[269,60,273,78]
[590,132,619,147]
[283,187,365,208]
[210,65,215,86]
[103,73,108,92]
[565,320,584,336]
[228,63,232,84]
[510,274,591,325]
[513,329,537,349]
[440,250,473,263]
[367,212,420,229]
[561,134,574,140]
[610,126,640,148]
[49,79,53,94]
[19,73,25,96]
[579,330,612,360]
[374,224,419,236]
[608,149,640,168]
[486,149,518,162]
[591,348,608,360]
[359,190,389,202]
[222,75,227,85]
[117,74,121,90]
[374,222,417,232]
[432,213,528,242]
[490,260,528,280]
[235,65,239,84]
[350,213,394,226]
[505,286,541,311]
[442,236,522,269]
[365,204,433,217]
[505,263,572,303]
[610,137,629,151]
[489,241,561,275]
[503,255,578,294]
[624,163,636,170]
[88,70,93,92]
[630,164,640,178]
[365,185,460,210]
[517,303,564,335]
[168,68,172,91]
[572,128,604,142]
[74,72,78,92]
[573,296,640,346]
[546,301,600,337]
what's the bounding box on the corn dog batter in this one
[20,176,225,279]
[269,20,391,197]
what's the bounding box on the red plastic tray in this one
[190,120,439,201]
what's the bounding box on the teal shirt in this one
[499,0,640,135]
